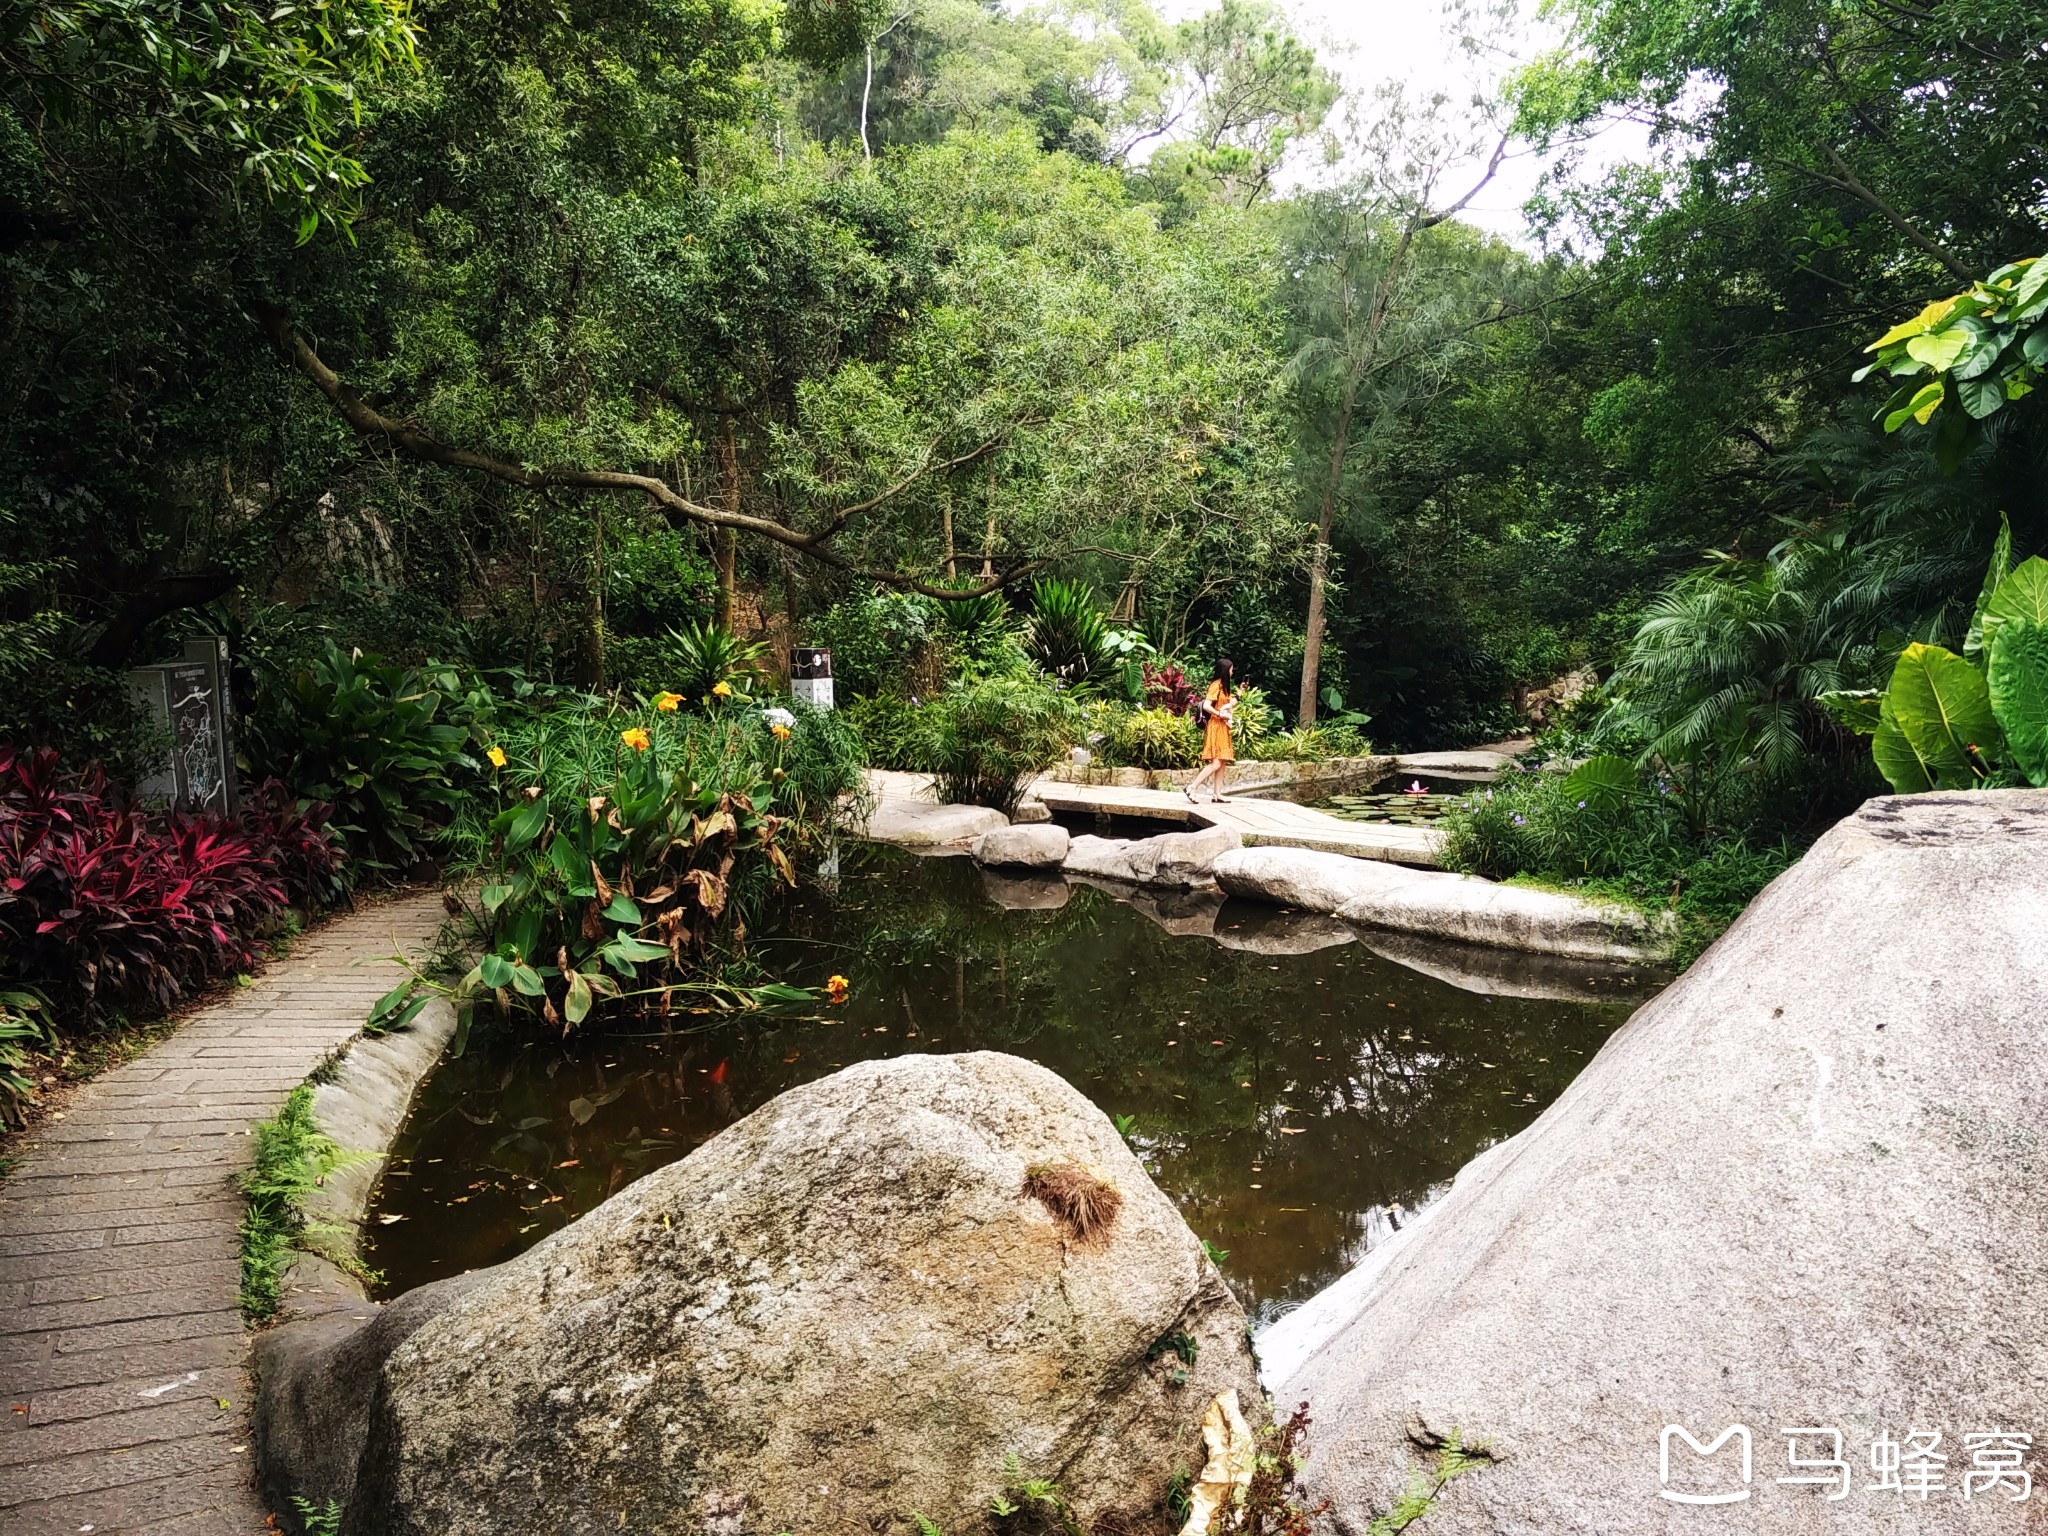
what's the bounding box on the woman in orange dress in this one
[1185,658,1237,804]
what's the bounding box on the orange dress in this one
[1201,681,1235,763]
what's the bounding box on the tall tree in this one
[1282,86,1513,724]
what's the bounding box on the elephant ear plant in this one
[1823,538,2048,793]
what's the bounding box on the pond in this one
[363,845,1657,1327]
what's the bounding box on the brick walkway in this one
[0,892,448,1536]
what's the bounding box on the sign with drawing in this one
[129,635,238,815]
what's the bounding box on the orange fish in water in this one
[709,1060,728,1085]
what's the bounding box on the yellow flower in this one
[770,723,792,740]
[824,974,850,1004]
[621,727,651,752]
[653,691,682,712]
[486,746,507,769]
[711,680,734,698]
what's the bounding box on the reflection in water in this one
[365,845,1648,1325]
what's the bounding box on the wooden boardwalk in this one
[1030,781,1442,867]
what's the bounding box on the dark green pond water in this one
[363,845,1655,1325]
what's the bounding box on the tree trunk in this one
[861,44,876,160]
[716,417,739,631]
[942,494,956,579]
[1297,398,1354,727]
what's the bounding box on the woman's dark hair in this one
[1212,657,1235,687]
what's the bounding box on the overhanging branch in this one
[255,302,1032,596]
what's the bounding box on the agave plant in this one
[1024,579,1110,684]
[664,621,769,700]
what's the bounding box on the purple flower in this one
[1577,799,1586,809]
[1484,788,1493,800]
[1512,813,1526,826]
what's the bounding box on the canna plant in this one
[458,705,823,1030]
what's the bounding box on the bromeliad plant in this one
[1822,528,2048,792]
[456,704,834,1030]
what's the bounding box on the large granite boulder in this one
[1064,824,1243,888]
[258,1053,1257,1536]
[1212,846,1666,961]
[1265,791,2048,1534]
[971,821,1071,869]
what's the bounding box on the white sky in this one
[1154,0,1652,244]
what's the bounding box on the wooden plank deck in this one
[1030,780,1442,867]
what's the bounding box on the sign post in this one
[790,648,834,711]
[129,635,238,814]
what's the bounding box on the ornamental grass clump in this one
[918,675,1083,815]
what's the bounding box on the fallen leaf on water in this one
[554,1158,580,1169]
[376,1213,406,1224]
[1278,1127,1307,1135]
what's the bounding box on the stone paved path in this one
[0,891,448,1536]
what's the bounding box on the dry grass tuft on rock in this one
[1024,1160,1124,1241]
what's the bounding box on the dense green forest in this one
[3,0,2047,1022]
[5,0,2036,749]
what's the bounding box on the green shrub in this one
[1024,578,1110,685]
[918,675,1083,814]
[0,987,48,1129]
[603,525,716,638]
[812,591,953,699]
[1109,706,1200,769]
[245,642,493,876]
[1231,682,1281,753]
[1437,760,1797,968]
[661,620,770,701]
[1249,722,1370,761]
[845,693,932,771]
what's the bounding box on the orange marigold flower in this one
[824,974,850,1004]
[653,691,683,712]
[770,722,792,740]
[621,727,652,752]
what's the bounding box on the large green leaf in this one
[1815,690,1882,736]
[1962,512,2013,659]
[1871,694,1935,794]
[1980,557,2048,657]
[1988,621,2048,787]
[1884,643,1999,789]
[1560,753,1636,811]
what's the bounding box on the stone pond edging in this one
[276,999,463,1319]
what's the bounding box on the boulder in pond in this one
[1266,790,2048,1535]
[1212,845,1665,962]
[257,1052,1258,1536]
[972,821,1070,869]
[1064,824,1242,888]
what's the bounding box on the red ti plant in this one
[1142,661,1200,717]
[0,748,344,1025]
